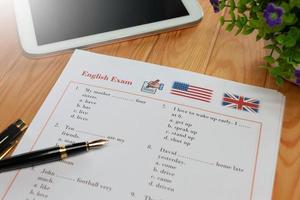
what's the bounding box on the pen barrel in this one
[64,142,88,156]
[0,142,87,173]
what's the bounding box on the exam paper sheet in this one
[0,50,285,200]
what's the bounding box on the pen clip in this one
[0,140,19,160]
[0,119,28,160]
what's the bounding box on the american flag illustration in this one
[222,93,260,113]
[170,82,213,103]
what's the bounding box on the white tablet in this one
[14,0,203,56]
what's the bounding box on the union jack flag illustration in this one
[170,82,213,103]
[222,93,260,113]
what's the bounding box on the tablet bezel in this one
[14,0,203,56]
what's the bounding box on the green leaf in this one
[249,10,258,19]
[236,18,243,29]
[284,35,297,47]
[282,72,292,80]
[274,46,282,54]
[226,23,235,32]
[270,67,281,77]
[276,76,284,85]
[264,44,275,49]
[264,43,282,54]
[235,28,243,35]
[276,35,286,44]
[294,52,300,62]
[220,16,225,25]
[262,64,271,69]
[281,49,292,59]
[219,1,226,10]
[249,20,260,28]
[230,10,236,22]
[252,5,260,12]
[256,34,262,41]
[288,27,300,40]
[242,26,254,35]
[241,15,248,24]
[290,0,300,8]
[275,27,299,47]
[237,0,247,13]
[264,56,276,64]
[280,2,290,12]
[283,13,297,25]
[230,0,236,10]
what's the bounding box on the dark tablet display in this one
[29,0,189,45]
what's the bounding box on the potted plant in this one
[209,0,300,85]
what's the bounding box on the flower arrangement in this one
[210,0,300,85]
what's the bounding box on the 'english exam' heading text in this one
[81,70,133,86]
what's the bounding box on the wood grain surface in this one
[0,0,299,199]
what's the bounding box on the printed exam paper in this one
[0,50,285,200]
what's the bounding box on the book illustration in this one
[170,81,213,103]
[222,92,260,113]
[141,79,164,94]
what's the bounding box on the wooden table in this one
[0,0,299,199]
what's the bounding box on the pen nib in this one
[87,139,108,150]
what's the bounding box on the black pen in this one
[0,139,108,173]
[0,119,28,160]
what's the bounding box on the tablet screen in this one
[29,0,189,45]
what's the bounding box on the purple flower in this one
[263,3,284,27]
[210,0,220,13]
[295,69,300,85]
[295,69,300,78]
[296,78,300,86]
